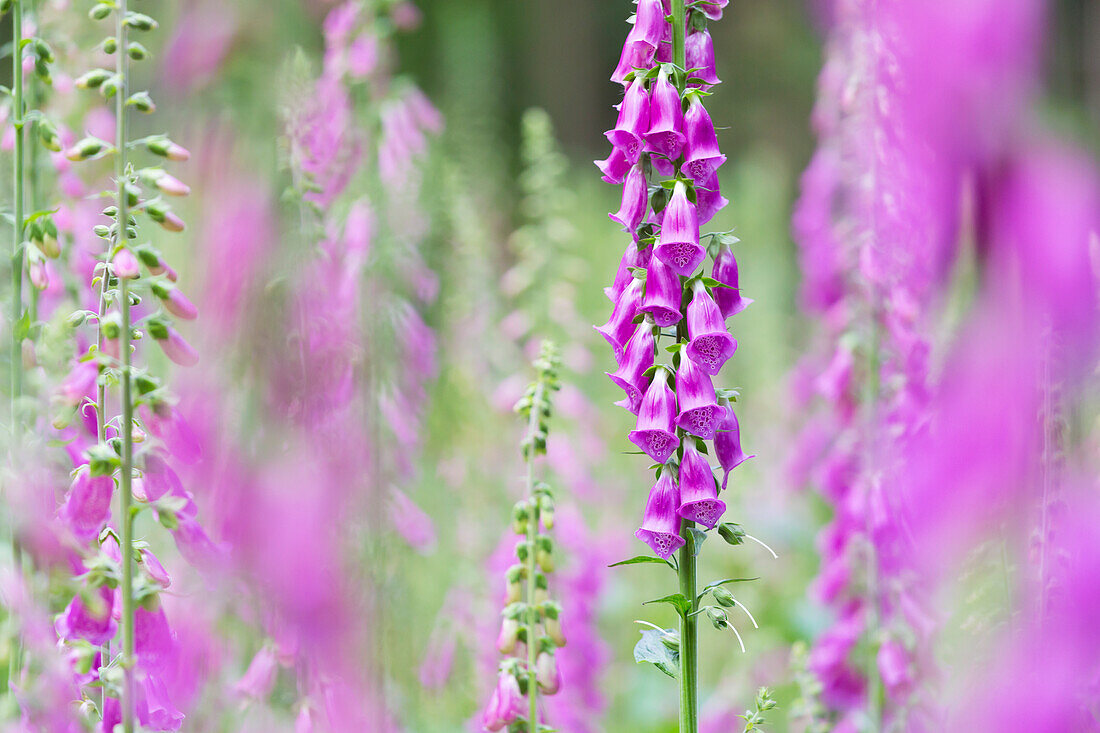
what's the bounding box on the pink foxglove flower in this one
[595,278,644,361]
[635,473,685,559]
[677,438,725,528]
[644,70,686,163]
[641,254,684,327]
[685,280,738,375]
[674,352,723,440]
[654,181,704,276]
[628,367,678,464]
[57,472,113,544]
[686,29,721,88]
[606,81,651,164]
[712,242,752,317]
[606,322,655,413]
[609,163,649,235]
[681,96,726,183]
[714,405,753,491]
[482,671,524,731]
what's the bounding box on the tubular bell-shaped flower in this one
[714,401,753,491]
[610,163,649,235]
[607,321,655,413]
[712,241,752,318]
[58,472,114,544]
[644,69,686,163]
[654,180,704,276]
[675,352,723,439]
[606,81,651,164]
[482,670,524,731]
[685,279,737,375]
[595,277,643,360]
[681,95,726,184]
[606,240,651,303]
[686,28,720,88]
[628,367,678,463]
[640,254,683,327]
[677,438,726,528]
[635,473,686,559]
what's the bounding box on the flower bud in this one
[38,218,60,258]
[101,313,123,340]
[75,68,113,90]
[511,501,529,535]
[153,172,190,197]
[706,605,729,630]
[127,91,155,113]
[535,651,561,695]
[543,602,565,647]
[496,617,520,654]
[538,493,555,530]
[514,540,531,563]
[65,137,108,162]
[29,260,48,290]
[89,2,111,20]
[505,565,524,604]
[145,202,186,232]
[712,587,737,608]
[146,137,190,161]
[113,249,140,279]
[533,572,549,604]
[717,522,746,546]
[536,536,554,573]
[102,37,118,54]
[128,42,148,60]
[37,118,61,152]
[123,12,158,31]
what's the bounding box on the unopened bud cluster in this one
[483,343,565,732]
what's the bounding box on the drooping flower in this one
[685,280,737,375]
[605,240,651,303]
[606,81,651,165]
[628,367,678,464]
[654,181,704,277]
[681,96,726,184]
[482,671,525,731]
[714,403,753,491]
[686,29,721,88]
[635,473,685,559]
[57,472,114,544]
[674,353,723,440]
[55,585,116,646]
[677,438,725,528]
[644,70,686,163]
[640,254,683,327]
[606,322,655,413]
[712,242,753,318]
[609,163,649,235]
[595,278,644,361]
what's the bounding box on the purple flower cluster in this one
[597,0,749,559]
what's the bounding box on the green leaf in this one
[642,592,692,616]
[609,555,674,570]
[697,577,759,604]
[687,527,707,556]
[633,628,679,678]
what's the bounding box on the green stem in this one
[114,3,135,731]
[523,379,546,733]
[670,3,696,731]
[10,0,23,429]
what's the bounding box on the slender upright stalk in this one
[523,379,546,733]
[10,0,24,428]
[114,2,136,730]
[669,3,698,731]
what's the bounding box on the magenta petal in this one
[680,98,727,183]
[595,147,632,185]
[56,585,116,646]
[609,163,649,235]
[675,354,723,439]
[605,240,651,302]
[640,254,683,327]
[628,369,678,463]
[595,278,644,361]
[635,473,685,558]
[713,242,753,318]
[677,439,726,528]
[58,472,114,544]
[654,181,704,276]
[714,406,754,490]
[685,281,737,375]
[686,29,721,88]
[643,71,685,161]
[606,322,655,413]
[605,81,651,164]
[695,172,728,226]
